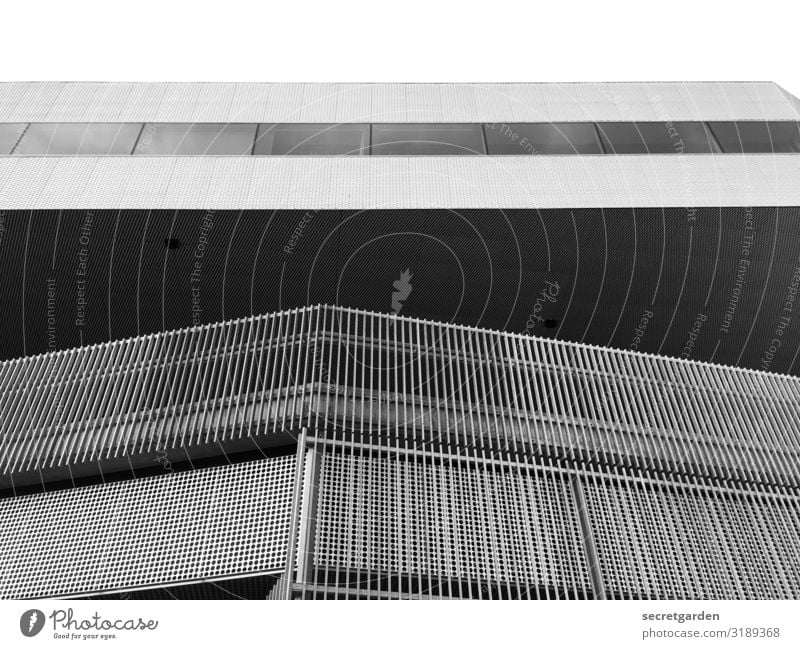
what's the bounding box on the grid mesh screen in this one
[313,451,592,597]
[583,478,800,599]
[0,456,295,598]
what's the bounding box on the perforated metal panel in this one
[583,477,800,599]
[0,456,295,598]
[311,450,592,598]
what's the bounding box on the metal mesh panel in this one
[0,456,295,598]
[312,450,592,598]
[583,477,800,599]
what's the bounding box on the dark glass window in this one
[707,121,800,153]
[370,124,485,155]
[254,124,369,155]
[6,121,800,156]
[0,123,27,154]
[484,122,602,154]
[597,122,719,154]
[12,123,142,155]
[133,123,257,155]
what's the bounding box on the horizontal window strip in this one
[0,121,799,156]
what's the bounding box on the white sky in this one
[1,0,798,96]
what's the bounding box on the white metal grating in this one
[1,305,799,599]
[583,476,800,599]
[312,451,592,598]
[0,456,295,598]
[2,305,800,496]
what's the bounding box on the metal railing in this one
[1,304,799,493]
